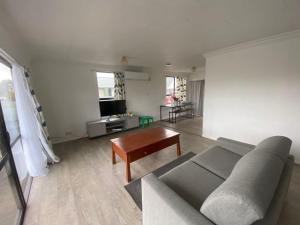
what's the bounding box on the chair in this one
[139,116,154,128]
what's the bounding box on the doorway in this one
[186,79,205,135]
[160,77,205,136]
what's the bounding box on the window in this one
[0,59,27,225]
[165,76,177,105]
[0,61,20,143]
[166,76,177,96]
[96,72,115,99]
[0,59,31,194]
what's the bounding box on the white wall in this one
[203,32,300,163]
[125,70,165,118]
[31,59,188,143]
[31,60,99,143]
[126,70,190,121]
[188,67,205,81]
[0,9,30,66]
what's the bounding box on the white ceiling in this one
[1,0,300,71]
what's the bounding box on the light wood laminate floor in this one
[158,116,203,136]
[23,123,300,225]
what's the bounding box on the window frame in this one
[166,76,176,96]
[0,56,12,69]
[96,72,115,100]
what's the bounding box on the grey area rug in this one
[124,152,196,210]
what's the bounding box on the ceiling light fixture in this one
[121,56,128,65]
[165,62,172,67]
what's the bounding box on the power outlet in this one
[65,131,72,136]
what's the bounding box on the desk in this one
[160,102,193,123]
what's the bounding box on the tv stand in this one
[87,116,139,138]
[105,117,121,122]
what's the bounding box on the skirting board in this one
[51,134,88,144]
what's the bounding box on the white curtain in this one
[12,65,48,176]
[187,80,205,116]
[24,71,60,164]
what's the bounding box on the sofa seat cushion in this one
[191,146,242,179]
[159,161,224,210]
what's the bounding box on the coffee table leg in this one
[125,159,131,182]
[177,139,181,156]
[112,147,116,165]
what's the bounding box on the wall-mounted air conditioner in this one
[124,71,150,81]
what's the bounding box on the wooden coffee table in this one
[111,127,181,182]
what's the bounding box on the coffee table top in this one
[110,127,180,153]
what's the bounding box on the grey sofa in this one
[142,136,294,225]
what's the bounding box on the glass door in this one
[0,103,26,225]
[0,60,32,199]
[0,57,27,225]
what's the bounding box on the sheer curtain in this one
[12,65,48,176]
[23,71,60,164]
[187,80,205,116]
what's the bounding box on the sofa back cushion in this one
[254,136,292,162]
[200,148,286,225]
[217,137,255,156]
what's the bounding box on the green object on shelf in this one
[139,116,154,128]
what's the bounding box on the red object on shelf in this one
[165,96,173,105]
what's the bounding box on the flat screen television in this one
[99,100,126,117]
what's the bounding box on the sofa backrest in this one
[217,137,255,156]
[254,136,292,163]
[200,136,292,225]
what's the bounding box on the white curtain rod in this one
[0,48,17,65]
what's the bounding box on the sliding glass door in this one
[0,103,26,225]
[0,58,27,225]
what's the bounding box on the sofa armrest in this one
[142,174,214,225]
[217,137,255,156]
[253,156,294,225]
